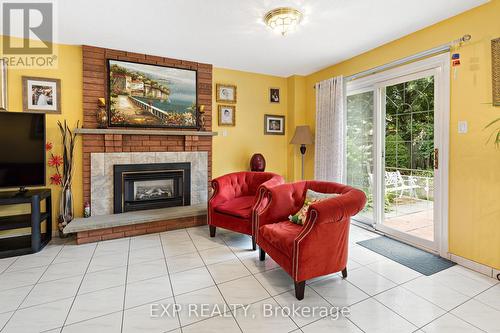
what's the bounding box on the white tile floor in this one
[0,225,498,333]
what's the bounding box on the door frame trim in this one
[346,53,450,257]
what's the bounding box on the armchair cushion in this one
[214,195,254,219]
[260,221,302,258]
[289,189,339,225]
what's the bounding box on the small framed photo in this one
[216,84,237,103]
[270,88,280,103]
[264,114,285,135]
[22,76,61,113]
[218,105,236,126]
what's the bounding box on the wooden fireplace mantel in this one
[75,128,218,137]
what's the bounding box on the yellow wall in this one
[0,38,83,235]
[212,68,289,179]
[286,75,307,181]
[304,0,500,269]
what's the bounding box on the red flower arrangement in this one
[46,142,63,187]
[48,155,63,167]
[50,174,62,185]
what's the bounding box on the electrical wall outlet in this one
[458,121,468,134]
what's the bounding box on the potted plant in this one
[46,120,80,236]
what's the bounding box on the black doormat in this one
[357,236,455,276]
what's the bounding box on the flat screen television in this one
[0,112,46,190]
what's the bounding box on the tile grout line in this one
[216,231,303,332]
[119,237,132,333]
[185,227,244,333]
[57,240,100,332]
[304,276,367,333]
[0,241,67,332]
[159,231,185,333]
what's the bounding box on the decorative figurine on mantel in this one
[250,153,266,172]
[197,105,205,131]
[96,97,107,128]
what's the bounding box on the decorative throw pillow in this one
[288,189,339,225]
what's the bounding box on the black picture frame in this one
[270,88,280,104]
[106,59,198,129]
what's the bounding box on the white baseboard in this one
[449,253,499,280]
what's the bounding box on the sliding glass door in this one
[346,54,449,254]
[346,90,375,224]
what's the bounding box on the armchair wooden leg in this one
[341,267,347,279]
[209,225,216,237]
[259,248,266,261]
[294,281,305,300]
[252,236,256,251]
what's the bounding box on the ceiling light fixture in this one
[264,7,303,36]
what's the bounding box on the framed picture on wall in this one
[107,59,197,128]
[22,76,61,114]
[264,114,285,135]
[493,37,500,106]
[270,87,280,103]
[0,59,7,111]
[218,104,235,126]
[216,84,237,103]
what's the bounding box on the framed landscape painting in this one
[107,59,197,128]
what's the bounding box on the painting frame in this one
[216,83,237,103]
[107,59,198,129]
[218,104,236,126]
[22,76,61,114]
[269,87,280,104]
[264,114,285,135]
[492,37,500,107]
[0,59,7,111]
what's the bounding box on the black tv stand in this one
[0,189,52,258]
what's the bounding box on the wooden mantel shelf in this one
[75,128,218,137]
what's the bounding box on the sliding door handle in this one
[433,148,439,170]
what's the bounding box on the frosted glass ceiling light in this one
[264,7,303,36]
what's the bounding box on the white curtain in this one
[314,76,345,182]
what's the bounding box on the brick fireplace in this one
[82,45,213,203]
[75,46,214,240]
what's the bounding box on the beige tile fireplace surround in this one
[90,152,208,216]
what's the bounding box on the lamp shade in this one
[290,125,314,145]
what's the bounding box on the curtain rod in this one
[314,34,471,88]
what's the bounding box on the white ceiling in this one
[49,0,488,76]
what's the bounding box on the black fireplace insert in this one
[113,162,191,213]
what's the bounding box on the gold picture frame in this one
[0,59,7,111]
[218,104,236,126]
[216,83,237,103]
[22,76,61,114]
[492,37,500,106]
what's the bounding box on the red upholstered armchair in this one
[256,181,366,300]
[208,171,284,250]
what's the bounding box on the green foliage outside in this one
[346,76,436,213]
